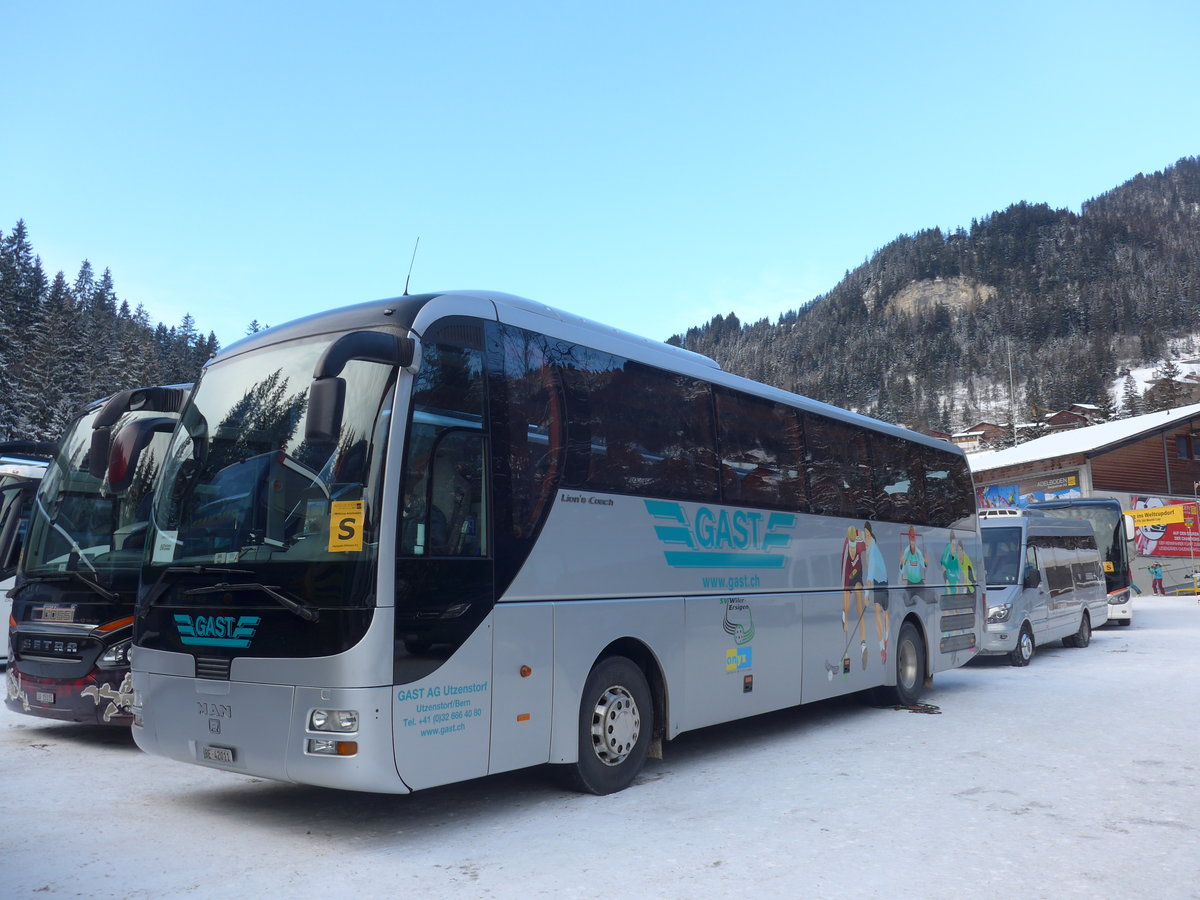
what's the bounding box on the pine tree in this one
[1121,375,1143,418]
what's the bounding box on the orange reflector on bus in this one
[517,713,530,722]
[96,616,135,634]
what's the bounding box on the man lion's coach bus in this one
[6,386,188,724]
[130,291,981,794]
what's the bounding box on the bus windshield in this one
[23,405,168,581]
[147,333,397,605]
[982,526,1023,586]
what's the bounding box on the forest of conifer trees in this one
[0,220,218,442]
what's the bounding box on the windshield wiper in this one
[140,566,255,611]
[182,581,319,622]
[9,572,119,602]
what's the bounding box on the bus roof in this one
[210,290,966,460]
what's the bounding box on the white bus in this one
[131,291,982,794]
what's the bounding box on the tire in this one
[1063,613,1091,648]
[870,621,926,706]
[561,656,653,795]
[1009,624,1034,667]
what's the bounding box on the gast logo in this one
[644,500,796,569]
[174,614,261,648]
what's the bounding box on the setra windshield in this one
[146,332,397,608]
[24,406,169,581]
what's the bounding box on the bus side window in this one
[805,413,872,519]
[869,432,925,524]
[714,388,807,511]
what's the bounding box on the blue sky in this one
[4,1,1198,349]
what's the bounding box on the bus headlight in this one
[987,604,1012,624]
[97,639,132,668]
[309,708,359,733]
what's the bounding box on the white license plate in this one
[201,745,235,764]
[36,691,55,704]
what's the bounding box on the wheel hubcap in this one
[1020,633,1032,659]
[589,685,641,766]
[898,639,918,690]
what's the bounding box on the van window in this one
[982,526,1022,585]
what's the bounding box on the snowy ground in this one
[3,598,1199,900]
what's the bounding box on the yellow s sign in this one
[328,501,365,552]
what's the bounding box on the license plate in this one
[36,691,55,704]
[37,605,75,623]
[201,745,235,764]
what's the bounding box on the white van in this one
[980,510,1109,666]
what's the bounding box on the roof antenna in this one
[403,237,420,296]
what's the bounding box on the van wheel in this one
[1064,613,1091,648]
[1009,625,1034,667]
[870,621,925,707]
[560,656,653,795]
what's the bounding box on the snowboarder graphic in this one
[841,524,869,669]
[898,525,930,606]
[862,521,890,664]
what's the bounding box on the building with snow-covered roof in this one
[969,402,1200,592]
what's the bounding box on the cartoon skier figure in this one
[940,537,963,596]
[898,525,930,605]
[862,521,890,664]
[841,525,868,669]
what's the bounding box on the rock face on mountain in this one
[874,276,997,318]
[674,156,1200,433]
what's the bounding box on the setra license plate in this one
[201,745,235,764]
[36,691,55,704]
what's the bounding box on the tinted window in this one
[560,348,718,503]
[869,432,925,524]
[805,413,872,519]
[922,446,975,528]
[714,389,807,510]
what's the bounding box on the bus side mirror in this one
[1122,513,1136,542]
[106,417,177,493]
[1023,568,1041,590]
[87,384,192,479]
[304,331,414,445]
[305,377,347,446]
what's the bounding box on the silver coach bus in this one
[130,291,982,794]
[979,509,1108,666]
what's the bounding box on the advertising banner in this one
[976,472,1082,509]
[1130,496,1200,557]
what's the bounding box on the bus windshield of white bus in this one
[147,333,397,601]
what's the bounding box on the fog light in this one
[309,708,359,732]
[307,739,358,756]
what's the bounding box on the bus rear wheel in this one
[870,621,925,707]
[1063,613,1091,648]
[562,656,653,795]
[1009,624,1034,666]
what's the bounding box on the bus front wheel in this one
[1010,624,1034,667]
[562,656,653,795]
